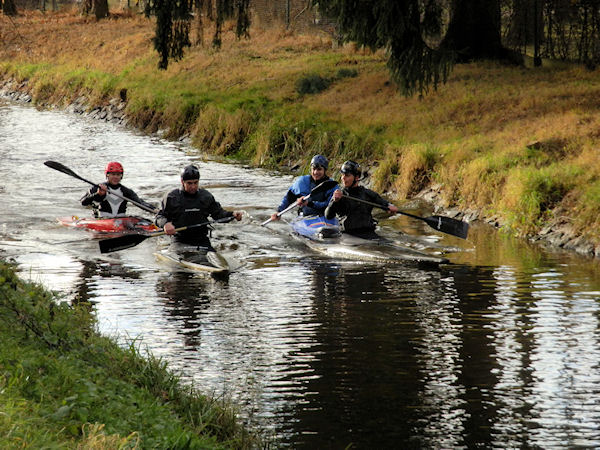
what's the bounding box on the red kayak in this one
[57,216,159,234]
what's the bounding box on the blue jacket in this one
[278,175,337,216]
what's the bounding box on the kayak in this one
[57,215,159,234]
[289,214,342,240]
[154,248,230,274]
[290,215,449,265]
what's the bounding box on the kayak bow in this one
[57,215,159,234]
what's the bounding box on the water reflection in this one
[156,272,229,349]
[261,262,449,448]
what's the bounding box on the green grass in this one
[0,261,258,448]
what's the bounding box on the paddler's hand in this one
[163,222,176,235]
[388,204,399,214]
[296,197,308,207]
[332,189,342,202]
[233,211,243,221]
[270,212,281,221]
[97,183,108,196]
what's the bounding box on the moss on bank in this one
[0,260,258,448]
[2,11,600,250]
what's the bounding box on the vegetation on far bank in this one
[1,10,600,243]
[0,260,258,448]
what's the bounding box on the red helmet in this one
[105,162,124,175]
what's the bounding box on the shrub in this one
[295,74,330,95]
[336,68,358,79]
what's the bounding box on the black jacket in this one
[155,188,234,245]
[325,185,389,234]
[81,183,153,217]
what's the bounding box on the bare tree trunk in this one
[80,0,108,18]
[94,0,109,19]
[507,0,543,51]
[3,0,17,16]
[441,0,504,61]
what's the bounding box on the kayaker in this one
[81,161,156,218]
[155,164,243,250]
[269,154,338,221]
[325,160,399,239]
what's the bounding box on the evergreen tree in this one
[315,0,509,95]
[145,0,250,70]
[440,0,505,60]
[3,0,17,16]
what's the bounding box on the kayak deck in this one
[58,215,159,234]
[154,248,230,274]
[290,215,449,265]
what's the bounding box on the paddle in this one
[98,216,235,253]
[44,160,158,214]
[341,194,469,239]
[261,179,338,226]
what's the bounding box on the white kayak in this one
[154,248,231,274]
[290,215,449,265]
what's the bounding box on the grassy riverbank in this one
[1,10,600,246]
[0,261,257,448]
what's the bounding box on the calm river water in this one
[2,101,600,448]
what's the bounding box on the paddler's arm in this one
[206,194,243,222]
[366,189,398,214]
[122,186,158,212]
[307,184,336,213]
[155,214,176,235]
[81,183,107,205]
[324,189,342,219]
[155,195,175,234]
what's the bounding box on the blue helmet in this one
[310,155,329,170]
[181,165,200,181]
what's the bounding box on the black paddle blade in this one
[44,160,77,177]
[99,233,151,253]
[423,215,469,239]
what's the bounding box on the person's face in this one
[106,172,123,184]
[341,172,357,188]
[311,165,326,181]
[182,179,199,194]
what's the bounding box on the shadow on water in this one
[72,258,145,305]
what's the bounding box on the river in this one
[2,101,600,448]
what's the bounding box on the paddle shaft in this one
[44,161,158,214]
[342,193,412,216]
[261,179,338,226]
[149,216,233,238]
[98,216,235,253]
[341,193,468,239]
